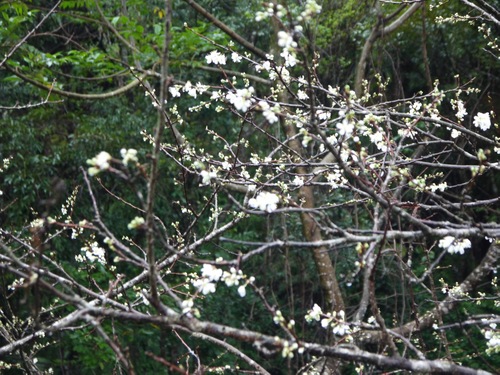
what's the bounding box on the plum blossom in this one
[120,148,138,166]
[281,49,297,67]
[438,236,472,255]
[192,278,217,295]
[456,100,467,121]
[87,151,111,176]
[200,264,223,281]
[300,0,322,21]
[249,191,280,212]
[226,87,255,112]
[81,241,106,265]
[231,52,242,63]
[205,50,226,65]
[127,216,145,230]
[277,31,297,49]
[237,285,246,297]
[484,323,500,354]
[305,303,323,323]
[183,81,198,98]
[200,170,217,185]
[473,112,491,131]
[336,118,354,137]
[451,128,461,138]
[292,176,304,187]
[169,85,181,97]
[258,100,279,124]
[222,267,242,286]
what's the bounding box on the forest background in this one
[1,0,500,374]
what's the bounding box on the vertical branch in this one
[355,1,424,95]
[421,5,433,91]
[146,0,172,303]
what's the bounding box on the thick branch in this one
[182,0,268,60]
[4,65,147,100]
[355,1,424,95]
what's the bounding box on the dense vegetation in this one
[1,0,500,374]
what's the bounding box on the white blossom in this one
[473,112,491,131]
[200,264,223,282]
[183,81,198,98]
[237,285,246,297]
[456,100,467,121]
[292,176,304,187]
[226,87,255,112]
[87,151,111,176]
[192,278,217,295]
[120,148,138,166]
[297,90,309,100]
[249,191,280,212]
[82,242,106,265]
[277,31,297,49]
[169,85,181,97]
[200,170,217,185]
[127,216,145,230]
[451,128,461,138]
[438,236,472,255]
[305,303,323,323]
[281,49,297,67]
[205,50,226,65]
[336,118,354,137]
[231,52,242,63]
[222,267,242,287]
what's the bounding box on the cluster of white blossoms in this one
[248,191,280,212]
[305,303,351,337]
[299,0,322,21]
[258,100,280,124]
[205,50,226,65]
[87,151,111,176]
[191,263,254,297]
[438,236,472,255]
[127,216,145,230]
[455,99,467,121]
[473,112,492,131]
[76,241,106,265]
[336,110,355,137]
[200,169,217,185]
[255,3,284,22]
[483,323,500,355]
[226,87,255,112]
[120,148,138,166]
[87,149,140,176]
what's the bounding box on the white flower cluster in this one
[77,241,106,265]
[200,169,217,185]
[205,50,226,65]
[226,87,255,112]
[127,216,145,230]
[455,99,467,121]
[299,0,322,21]
[120,148,138,166]
[170,80,208,99]
[305,304,351,336]
[255,3,284,22]
[438,236,472,255]
[473,112,491,131]
[191,264,254,297]
[87,151,111,176]
[277,31,297,50]
[248,191,280,212]
[483,323,500,355]
[258,100,280,124]
[336,110,355,137]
